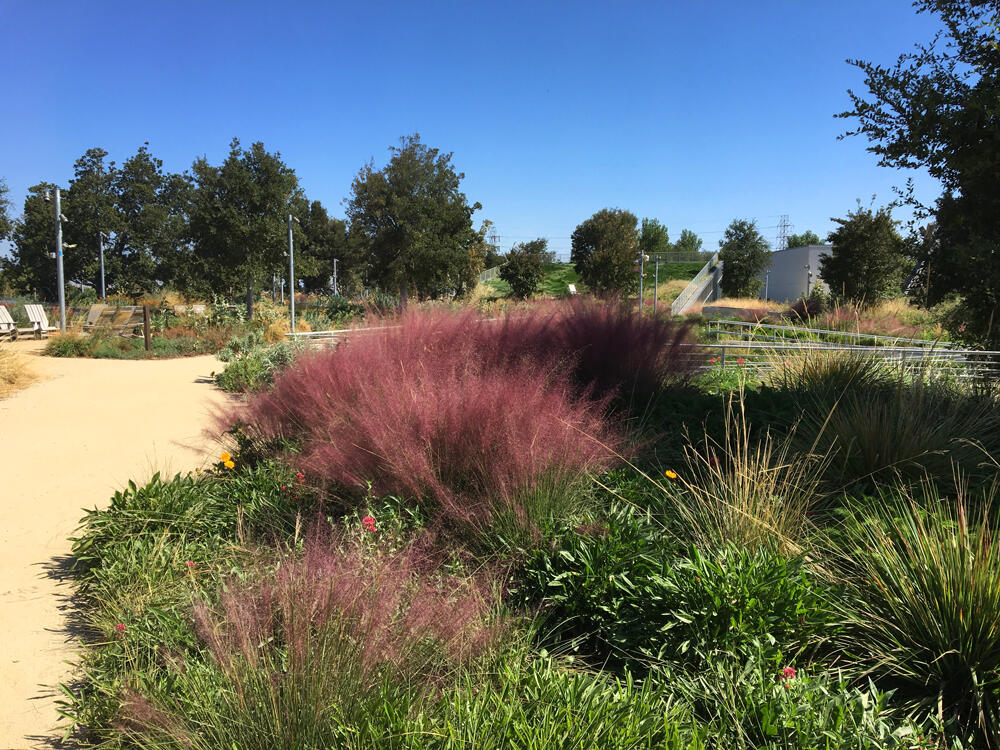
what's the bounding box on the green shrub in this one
[215,330,303,392]
[519,508,831,674]
[831,487,1000,745]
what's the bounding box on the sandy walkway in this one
[0,341,230,749]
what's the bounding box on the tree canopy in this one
[346,134,482,302]
[718,219,770,298]
[840,0,1000,344]
[570,208,639,296]
[188,139,302,315]
[820,206,905,305]
[786,230,821,249]
[499,238,548,299]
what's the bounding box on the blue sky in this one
[1,1,944,260]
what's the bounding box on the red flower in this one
[185,560,195,568]
[114,623,127,638]
[736,357,745,365]
[295,472,305,483]
[781,666,797,680]
[362,515,377,533]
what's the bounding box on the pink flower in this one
[295,472,305,483]
[736,357,745,365]
[114,623,127,638]
[362,515,377,533]
[782,666,797,680]
[185,560,195,568]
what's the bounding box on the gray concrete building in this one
[757,244,831,302]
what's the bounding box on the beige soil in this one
[0,340,230,749]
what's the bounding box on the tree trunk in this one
[245,282,254,320]
[399,280,408,313]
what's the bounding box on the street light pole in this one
[54,188,66,332]
[98,231,107,301]
[288,214,296,334]
[333,258,338,296]
[653,257,659,314]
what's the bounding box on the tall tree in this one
[107,144,189,297]
[8,183,59,297]
[570,208,639,296]
[820,206,905,304]
[499,238,548,299]
[63,147,120,290]
[0,177,13,243]
[639,218,671,258]
[346,134,481,302]
[718,219,770,298]
[786,230,821,249]
[672,228,704,256]
[839,0,1000,344]
[294,199,353,294]
[188,139,302,316]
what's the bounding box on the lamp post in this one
[333,258,338,296]
[98,231,107,301]
[638,253,649,313]
[653,256,659,314]
[288,214,300,333]
[48,188,67,333]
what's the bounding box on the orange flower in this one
[664,469,678,480]
[224,459,235,470]
[220,451,232,462]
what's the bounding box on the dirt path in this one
[0,341,230,749]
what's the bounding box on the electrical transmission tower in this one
[775,214,790,252]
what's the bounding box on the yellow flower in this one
[664,469,678,480]
[224,459,235,470]
[220,451,232,462]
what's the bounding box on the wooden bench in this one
[87,305,145,336]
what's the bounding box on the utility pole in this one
[333,258,338,296]
[638,253,648,313]
[653,257,659,314]
[98,231,107,301]
[53,188,66,332]
[288,214,296,334]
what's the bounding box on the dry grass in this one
[688,297,785,315]
[0,346,38,399]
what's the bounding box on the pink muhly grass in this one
[228,306,629,531]
[191,522,500,683]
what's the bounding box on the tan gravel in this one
[0,340,230,748]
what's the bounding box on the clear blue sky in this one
[1,0,943,261]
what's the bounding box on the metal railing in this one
[479,264,505,283]
[707,319,955,348]
[670,253,721,316]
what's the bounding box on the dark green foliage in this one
[519,510,831,674]
[785,231,821,249]
[718,219,770,298]
[840,0,1000,346]
[187,138,302,316]
[639,218,671,257]
[672,229,704,257]
[571,208,640,296]
[346,133,482,300]
[7,182,60,297]
[0,176,13,243]
[498,238,548,299]
[820,206,905,305]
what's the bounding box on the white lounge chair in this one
[24,304,58,338]
[0,305,33,341]
[567,283,579,296]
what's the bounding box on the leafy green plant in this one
[519,508,831,675]
[215,330,303,392]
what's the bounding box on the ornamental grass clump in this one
[231,307,632,542]
[660,395,830,557]
[833,482,1000,746]
[119,524,502,748]
[0,345,37,398]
